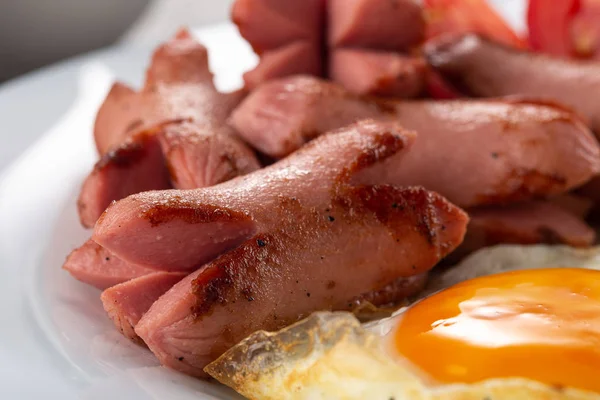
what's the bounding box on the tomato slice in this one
[423,0,526,48]
[569,0,600,58]
[528,0,581,57]
[528,0,600,59]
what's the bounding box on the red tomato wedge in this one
[528,0,581,57]
[423,0,526,48]
[529,0,600,59]
[570,1,600,58]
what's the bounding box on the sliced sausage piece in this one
[455,201,596,260]
[158,122,260,190]
[231,0,425,95]
[78,131,171,229]
[232,0,324,54]
[230,76,385,157]
[63,240,155,290]
[424,33,600,134]
[104,272,428,344]
[95,195,258,272]
[328,0,425,51]
[94,82,141,155]
[358,100,600,207]
[144,29,214,86]
[329,49,426,97]
[94,29,248,155]
[231,76,600,207]
[80,31,259,228]
[135,187,458,378]
[91,120,469,377]
[81,119,259,228]
[101,272,186,344]
[243,42,322,90]
[93,29,214,155]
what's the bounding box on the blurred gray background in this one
[0,0,235,82]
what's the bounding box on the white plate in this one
[0,2,524,397]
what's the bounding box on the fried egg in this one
[205,245,600,400]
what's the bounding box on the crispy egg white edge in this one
[421,244,600,300]
[205,245,600,400]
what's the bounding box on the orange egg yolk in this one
[394,268,600,393]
